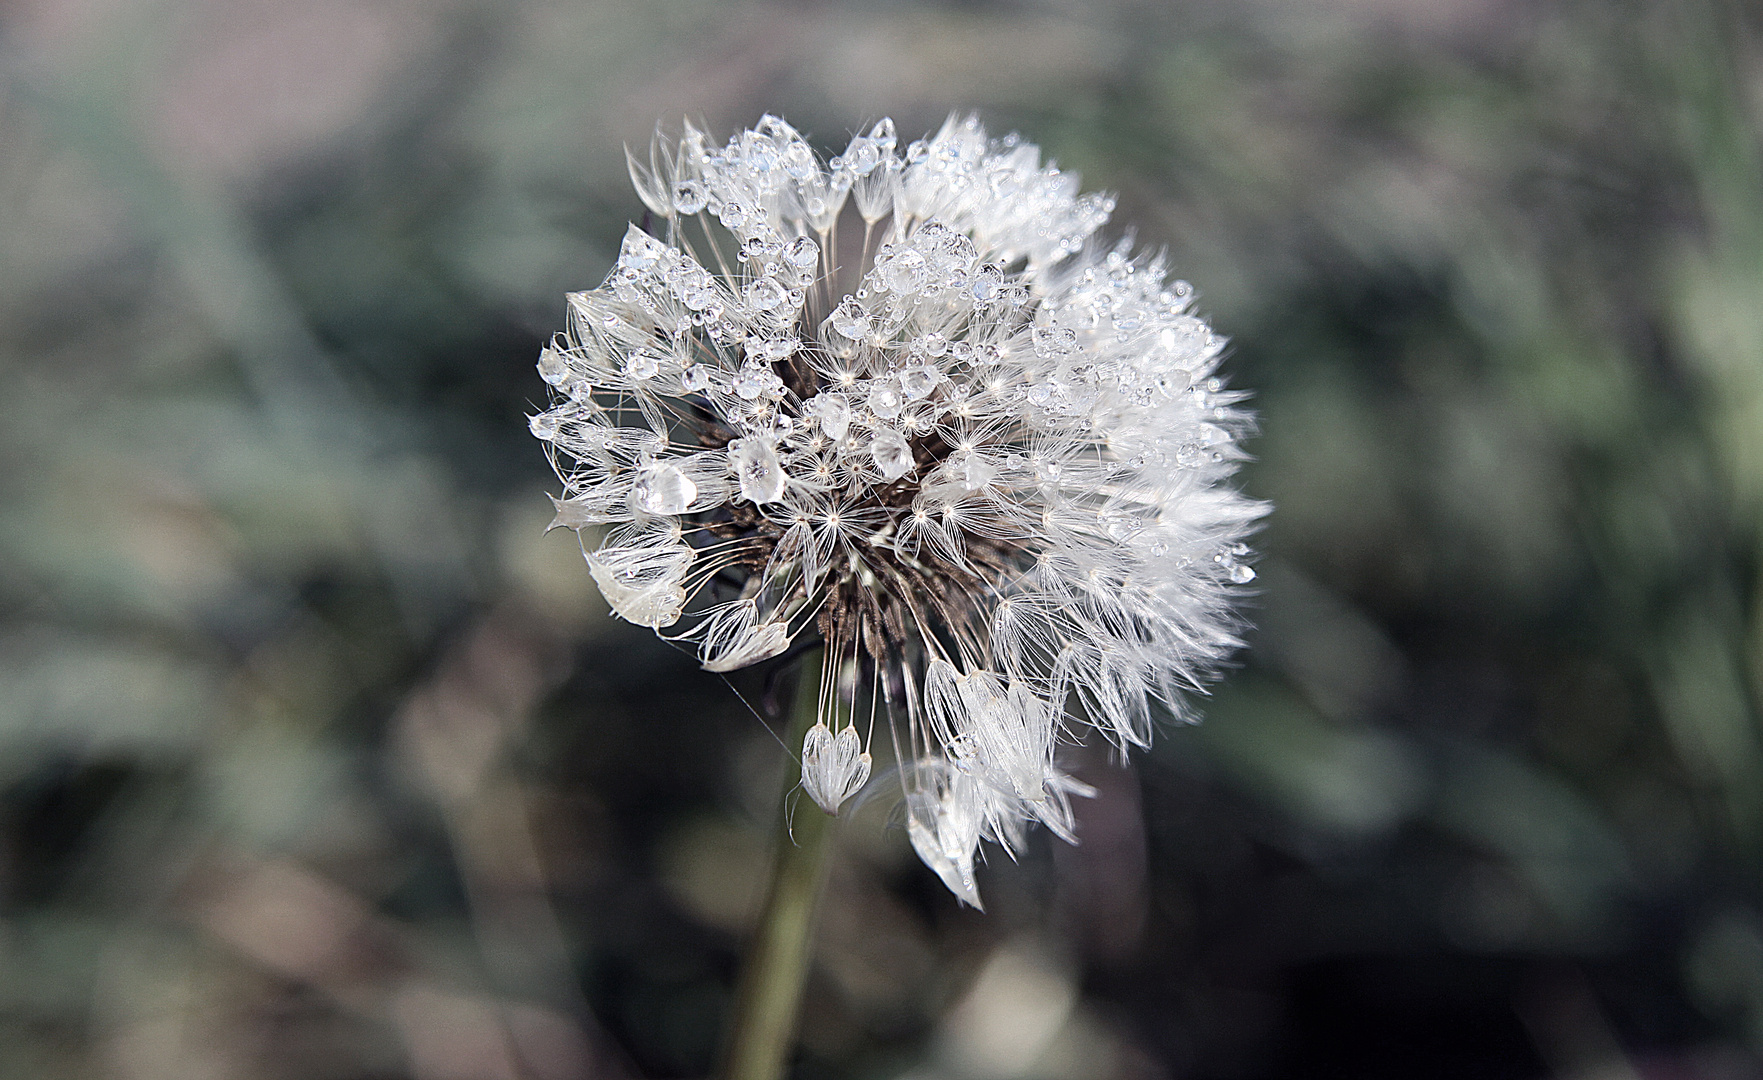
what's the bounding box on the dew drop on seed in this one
[900,364,938,400]
[672,180,707,215]
[746,278,786,311]
[869,379,904,420]
[870,430,913,480]
[784,236,819,268]
[732,367,770,401]
[537,347,569,386]
[806,394,851,441]
[729,439,787,503]
[831,298,869,339]
[634,463,696,515]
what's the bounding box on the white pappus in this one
[533,114,1266,908]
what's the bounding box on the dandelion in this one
[534,114,1264,910]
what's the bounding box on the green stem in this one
[719,650,835,1080]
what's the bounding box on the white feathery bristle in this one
[537,114,1266,907]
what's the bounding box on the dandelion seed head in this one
[537,114,1266,906]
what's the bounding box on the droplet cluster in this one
[534,114,1265,907]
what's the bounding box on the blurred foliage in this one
[3,0,1763,1077]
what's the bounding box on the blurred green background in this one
[4,0,1763,1077]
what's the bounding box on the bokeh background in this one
[5,0,1763,1077]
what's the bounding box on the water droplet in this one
[882,248,929,293]
[680,364,712,392]
[782,141,815,180]
[953,451,994,489]
[732,366,772,401]
[1157,369,1192,396]
[537,347,569,386]
[1031,326,1078,356]
[672,180,706,215]
[633,462,697,515]
[747,145,779,176]
[847,138,879,176]
[753,335,799,363]
[969,265,1004,304]
[529,412,559,440]
[729,438,787,503]
[899,364,938,400]
[745,278,786,311]
[763,411,796,440]
[804,394,850,441]
[682,283,719,312]
[784,235,819,268]
[618,225,667,271]
[868,378,904,420]
[830,298,869,339]
[870,430,913,480]
[718,201,749,229]
[1229,563,1256,584]
[624,353,661,381]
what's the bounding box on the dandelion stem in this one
[720,649,834,1080]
